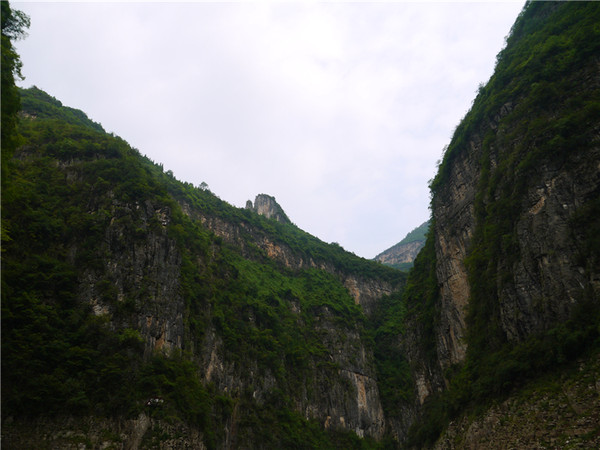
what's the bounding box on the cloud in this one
[14,1,525,258]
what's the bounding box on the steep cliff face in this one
[198,308,386,441]
[77,197,185,356]
[5,1,599,448]
[403,2,600,446]
[431,17,600,370]
[431,139,478,369]
[432,79,600,370]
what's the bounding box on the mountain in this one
[374,221,429,271]
[400,2,600,447]
[2,1,600,448]
[2,83,407,447]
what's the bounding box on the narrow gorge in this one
[2,1,599,448]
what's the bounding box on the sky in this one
[13,0,525,259]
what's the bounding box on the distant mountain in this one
[374,221,429,271]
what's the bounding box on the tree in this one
[1,0,30,240]
[2,0,30,168]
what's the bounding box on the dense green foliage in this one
[397,221,429,246]
[430,1,600,196]
[1,1,29,160]
[164,173,404,287]
[1,94,185,419]
[407,2,600,446]
[402,223,440,364]
[20,86,105,132]
[1,1,29,246]
[8,1,597,447]
[2,85,406,447]
[369,290,413,419]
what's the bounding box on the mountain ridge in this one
[374,221,429,271]
[3,83,408,447]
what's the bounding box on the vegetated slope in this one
[375,221,429,271]
[400,1,600,447]
[2,86,410,448]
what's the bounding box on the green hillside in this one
[397,221,428,246]
[2,82,408,447]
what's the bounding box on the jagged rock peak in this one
[246,194,291,224]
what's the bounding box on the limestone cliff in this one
[375,241,424,266]
[4,1,599,448]
[429,1,600,371]
[402,2,600,446]
[181,198,397,317]
[78,198,185,357]
[245,193,291,224]
[3,87,403,447]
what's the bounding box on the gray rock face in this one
[375,222,429,268]
[409,41,600,426]
[432,133,483,371]
[67,189,392,442]
[77,198,185,357]
[498,152,599,342]
[178,195,395,440]
[199,308,386,440]
[398,7,600,443]
[375,240,425,266]
[246,194,291,224]
[431,100,600,373]
[185,207,395,316]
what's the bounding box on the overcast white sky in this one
[14,0,524,258]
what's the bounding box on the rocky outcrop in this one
[497,149,600,342]
[196,294,386,440]
[245,194,291,224]
[375,241,425,266]
[375,222,429,267]
[63,187,393,442]
[430,61,600,370]
[412,5,600,382]
[94,197,392,441]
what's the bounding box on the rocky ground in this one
[435,351,600,449]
